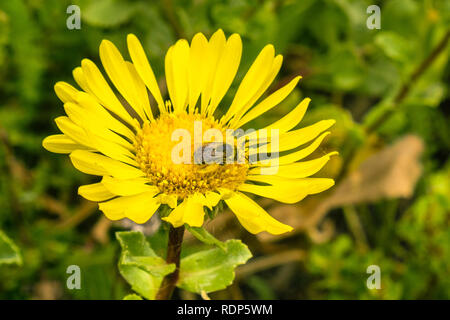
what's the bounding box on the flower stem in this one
[156,225,185,300]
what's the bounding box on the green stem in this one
[365,29,450,134]
[161,0,185,39]
[156,225,185,300]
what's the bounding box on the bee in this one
[194,142,246,174]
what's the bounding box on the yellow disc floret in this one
[135,112,249,198]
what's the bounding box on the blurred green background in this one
[0,0,449,299]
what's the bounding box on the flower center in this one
[135,112,249,198]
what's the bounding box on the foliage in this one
[116,231,175,299]
[178,239,252,294]
[0,230,22,266]
[116,231,251,298]
[307,164,450,299]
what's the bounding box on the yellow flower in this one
[43,30,336,235]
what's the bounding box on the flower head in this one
[43,30,336,235]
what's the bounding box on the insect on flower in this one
[195,142,245,174]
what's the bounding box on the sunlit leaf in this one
[186,226,227,251]
[82,0,139,28]
[116,231,175,300]
[177,240,252,293]
[375,31,412,62]
[0,230,22,266]
[123,293,143,300]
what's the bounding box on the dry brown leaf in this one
[91,216,112,244]
[327,134,424,206]
[32,280,63,300]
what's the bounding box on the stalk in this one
[155,225,185,300]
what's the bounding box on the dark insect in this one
[194,142,234,165]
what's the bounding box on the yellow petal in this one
[54,82,78,103]
[125,195,161,224]
[201,29,226,114]
[81,59,135,125]
[72,67,92,94]
[127,34,165,113]
[166,39,190,113]
[70,150,144,178]
[249,152,338,178]
[225,192,293,235]
[257,132,331,166]
[54,116,94,148]
[164,46,175,112]
[99,191,160,223]
[42,134,89,154]
[204,191,221,209]
[207,33,242,115]
[78,182,115,201]
[238,178,335,204]
[162,202,184,227]
[217,187,234,200]
[223,44,275,122]
[75,91,136,142]
[235,76,301,128]
[162,194,205,227]
[102,176,158,196]
[125,61,153,121]
[85,131,137,167]
[99,39,147,121]
[188,32,209,113]
[264,98,310,134]
[182,194,206,227]
[271,119,336,152]
[63,102,134,152]
[237,54,283,120]
[158,193,178,208]
[69,150,108,176]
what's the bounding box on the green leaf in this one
[0,230,22,266]
[82,0,139,28]
[123,294,143,300]
[375,31,412,62]
[116,231,175,300]
[186,226,227,251]
[177,240,252,293]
